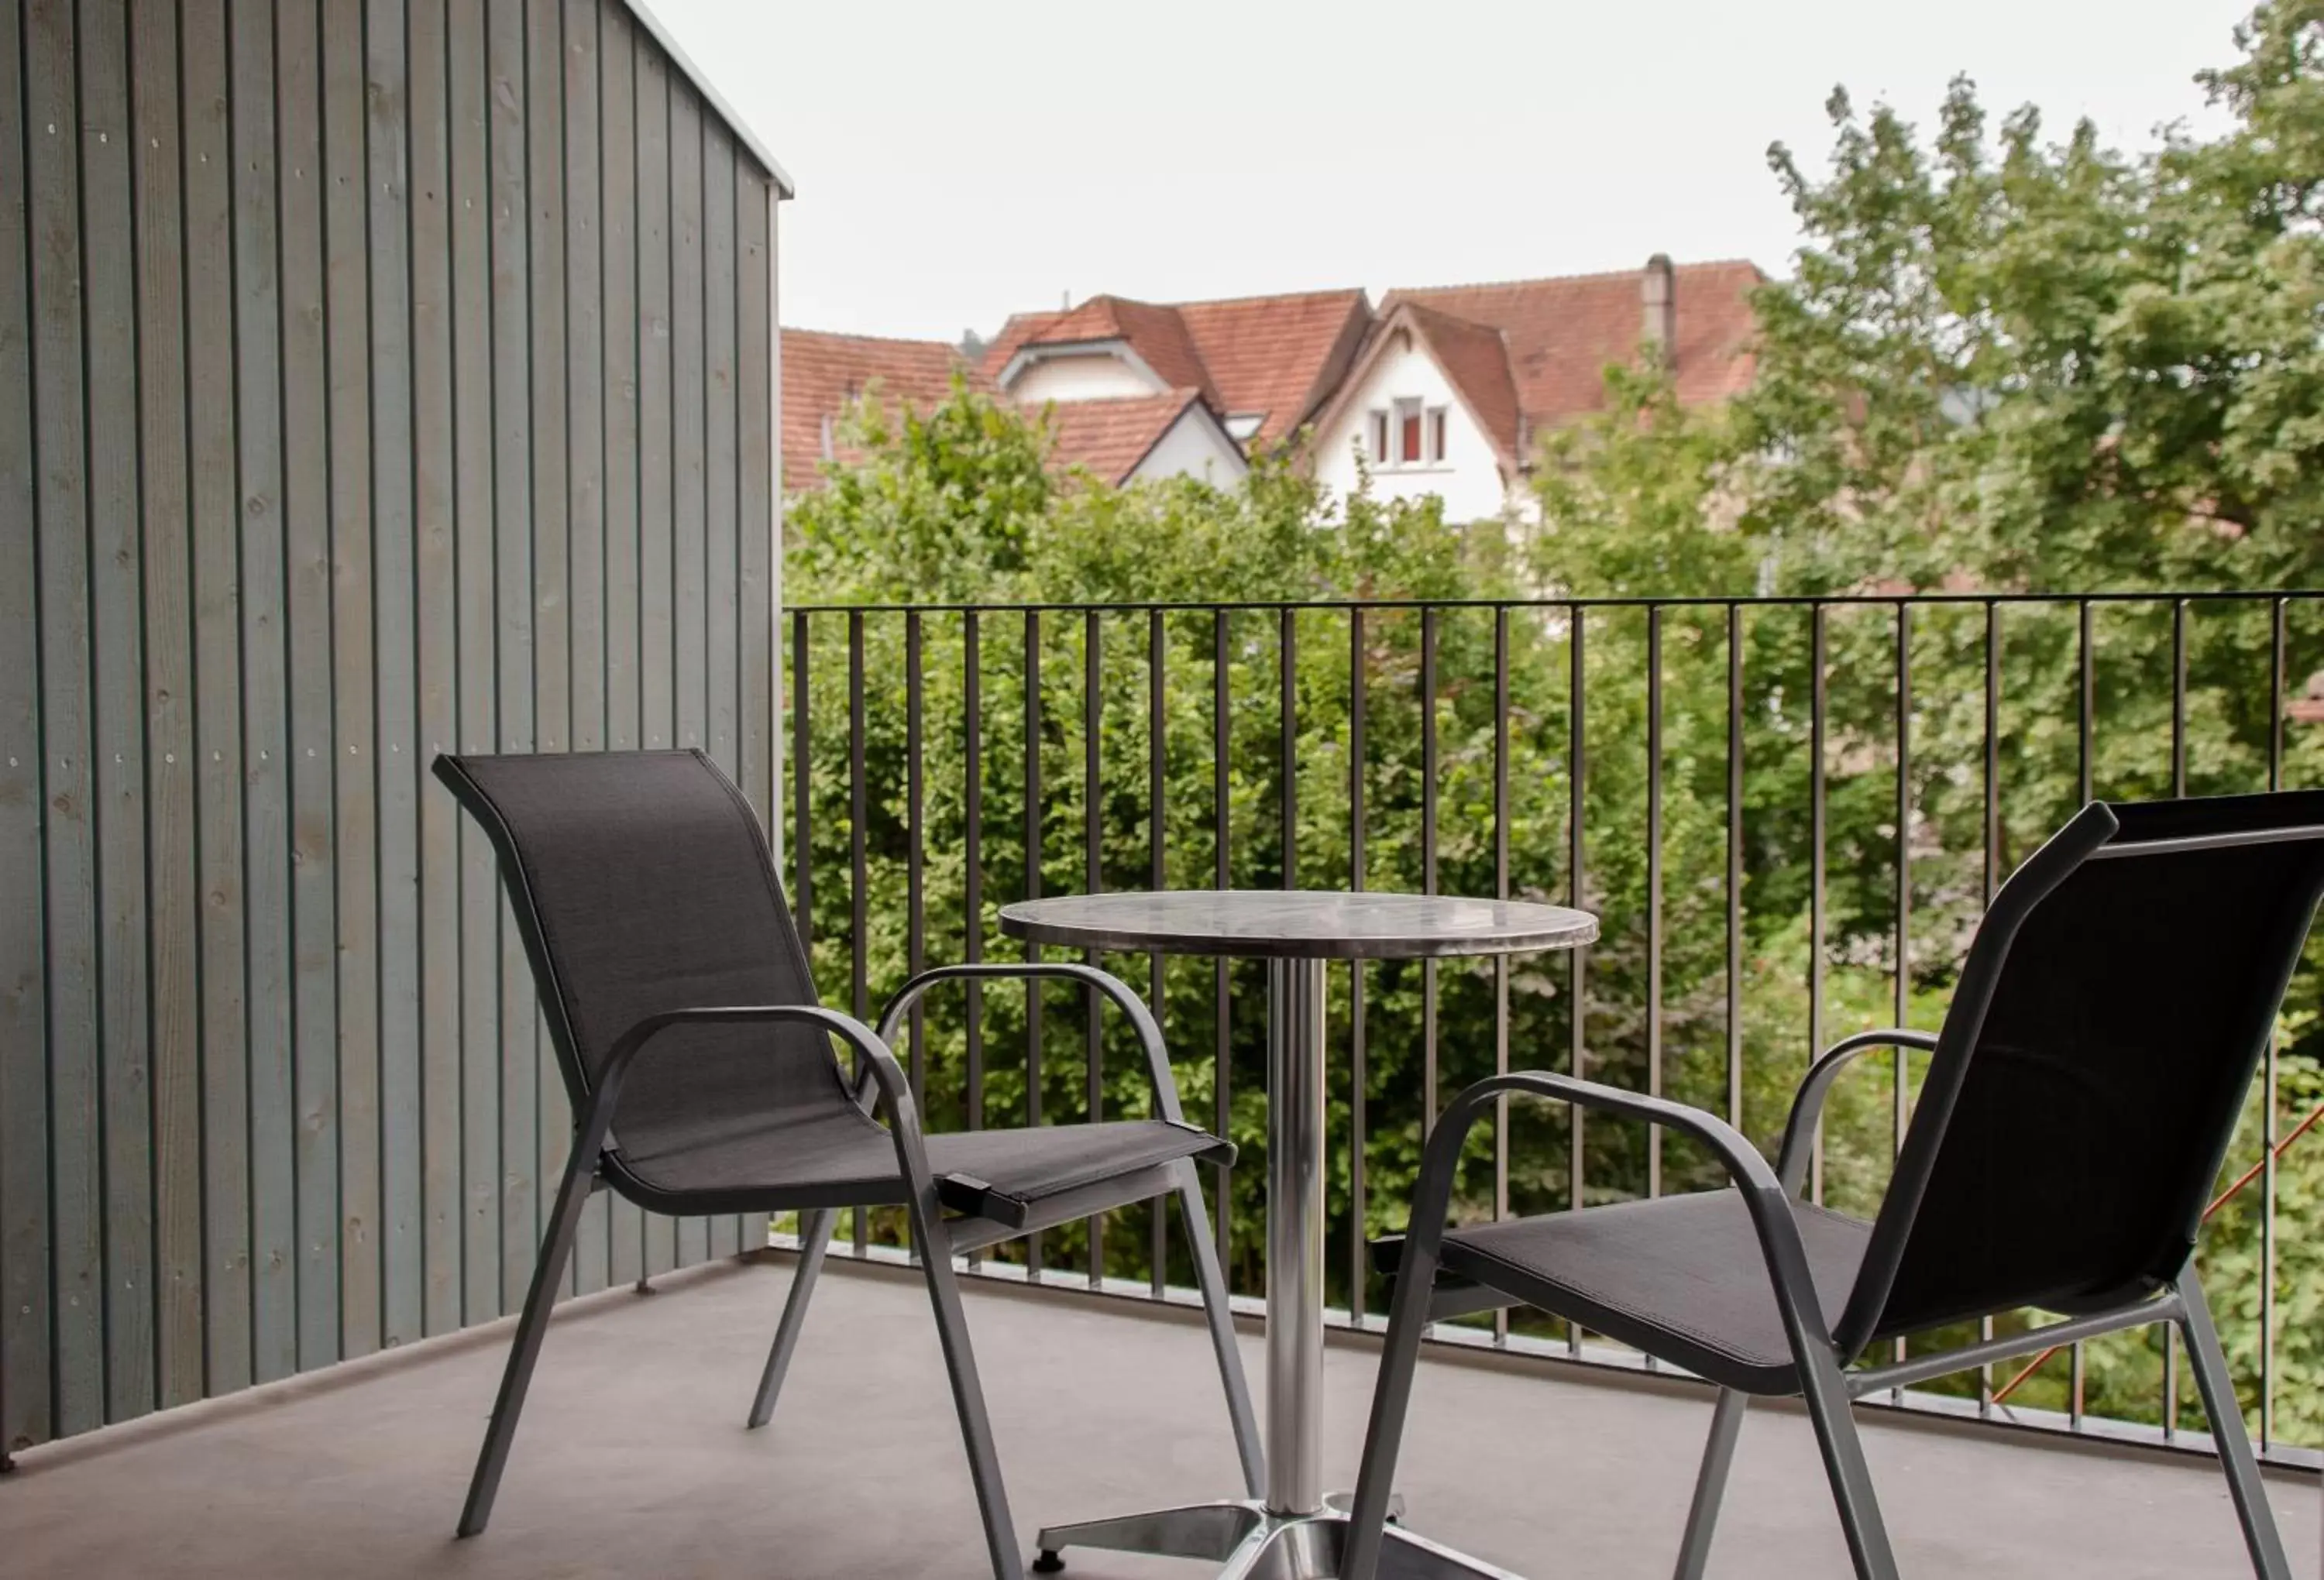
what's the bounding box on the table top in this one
[998,889,1598,961]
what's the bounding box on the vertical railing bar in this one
[1891,602,1911,1378]
[1349,607,1368,1328]
[1494,608,1512,1348]
[792,611,813,1258]
[906,613,927,1266]
[1725,603,1743,1133]
[1084,610,1104,1288]
[1809,603,1827,1205]
[1421,607,1439,1135]
[2261,596,2285,1448]
[1645,606,1663,1207]
[1979,599,1999,1414]
[906,613,926,1110]
[792,612,812,953]
[2164,596,2187,1437]
[1149,609,1167,1300]
[1025,610,1044,1280]
[1212,610,1231,1272]
[964,612,984,1270]
[2171,597,2188,798]
[849,612,869,1257]
[2092,599,2110,809]
[2081,575,2102,1484]
[1280,607,1297,890]
[1566,604,1587,1356]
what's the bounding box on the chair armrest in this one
[875,961,1192,1128]
[585,1004,930,1183]
[1391,1071,1848,1369]
[1777,1029,1939,1196]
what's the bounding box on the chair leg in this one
[2176,1270,2292,1579]
[1673,1388,1749,1579]
[1174,1158,1265,1498]
[906,1196,1023,1580]
[456,1146,598,1537]
[1340,1231,1442,1580]
[746,1208,836,1429]
[1795,1347,1898,1580]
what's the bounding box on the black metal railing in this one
[782,591,2324,1463]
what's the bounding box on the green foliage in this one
[787,5,2324,1448]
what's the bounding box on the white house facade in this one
[1309,322,1518,523]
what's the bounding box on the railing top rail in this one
[786,590,2324,615]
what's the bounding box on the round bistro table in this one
[999,890,1598,1580]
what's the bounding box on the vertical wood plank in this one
[322,0,380,1364]
[129,0,203,1413]
[486,0,538,1314]
[24,0,101,1436]
[734,165,772,841]
[407,0,462,1338]
[562,0,610,1297]
[81,0,156,1422]
[274,0,339,1378]
[181,0,252,1401]
[596,0,645,1285]
[631,36,676,1279]
[699,120,739,1261]
[0,0,53,1455]
[231,0,296,1392]
[367,0,424,1350]
[525,0,572,1288]
[666,80,706,1270]
[448,0,501,1325]
[28,0,105,1437]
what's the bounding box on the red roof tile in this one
[1039,389,1212,486]
[1174,289,1372,445]
[782,326,980,489]
[1401,302,1523,464]
[1023,296,1220,409]
[983,289,1373,448]
[1384,259,1761,433]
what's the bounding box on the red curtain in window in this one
[1400,411,1422,463]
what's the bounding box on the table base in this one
[1032,1499,1521,1580]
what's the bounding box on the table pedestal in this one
[1032,960,1518,1580]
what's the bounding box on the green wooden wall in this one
[0,0,782,1458]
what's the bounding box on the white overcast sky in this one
[647,0,2255,345]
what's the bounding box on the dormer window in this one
[1368,400,1449,467]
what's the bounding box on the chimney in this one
[1641,252,1676,369]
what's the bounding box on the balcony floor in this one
[3,1252,2315,1579]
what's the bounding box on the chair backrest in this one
[431,750,850,1170]
[1838,789,2324,1354]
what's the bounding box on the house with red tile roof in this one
[787,256,1758,513]
[1305,256,1762,520]
[782,324,1246,491]
[781,327,979,488]
[981,287,1373,452]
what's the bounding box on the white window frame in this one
[1367,408,1390,465]
[1427,405,1448,464]
[1393,398,1424,466]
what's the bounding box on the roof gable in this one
[1040,389,1224,486]
[1383,259,1761,434]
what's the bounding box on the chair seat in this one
[612,1101,1232,1222]
[1383,1190,1872,1394]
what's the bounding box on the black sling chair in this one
[435,749,1263,1578]
[1346,791,2322,1580]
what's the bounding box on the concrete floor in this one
[2,1253,2314,1579]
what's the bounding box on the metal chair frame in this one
[438,757,1262,1580]
[1345,804,2310,1580]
